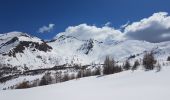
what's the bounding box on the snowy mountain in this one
[0,32,54,70]
[1,31,170,69]
[1,31,170,90]
[49,34,170,65]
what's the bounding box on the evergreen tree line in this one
[15,51,165,89]
[103,51,162,75]
[15,68,102,89]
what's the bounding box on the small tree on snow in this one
[103,56,115,75]
[132,60,140,71]
[39,73,52,86]
[143,52,157,71]
[155,62,161,72]
[123,60,131,70]
[62,73,69,82]
[76,70,82,79]
[167,56,170,61]
[94,67,101,75]
[55,71,62,83]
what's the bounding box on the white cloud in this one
[38,23,55,33]
[56,23,124,41]
[105,22,111,27]
[124,12,170,42]
[120,21,130,29]
[54,12,170,43]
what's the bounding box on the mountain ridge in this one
[1,31,170,90]
[0,31,170,69]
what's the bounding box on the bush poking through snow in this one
[94,67,101,75]
[76,70,82,79]
[83,69,92,77]
[55,71,62,83]
[16,81,30,89]
[39,73,52,86]
[62,73,69,82]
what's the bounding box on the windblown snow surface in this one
[0,66,170,100]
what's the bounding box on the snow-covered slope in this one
[0,32,55,69]
[48,35,170,65]
[1,31,170,94]
[1,31,170,69]
[1,66,170,100]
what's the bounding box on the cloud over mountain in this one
[38,23,55,33]
[55,12,170,43]
[56,24,124,41]
[124,12,170,42]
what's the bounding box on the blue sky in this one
[0,0,170,40]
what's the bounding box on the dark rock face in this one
[0,37,19,49]
[4,37,19,46]
[8,41,52,57]
[78,39,94,55]
[38,43,52,52]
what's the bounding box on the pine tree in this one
[114,65,122,73]
[167,56,170,61]
[39,75,48,86]
[76,70,82,79]
[94,67,101,75]
[132,60,140,71]
[143,52,157,71]
[123,60,131,70]
[62,73,69,82]
[103,56,115,75]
